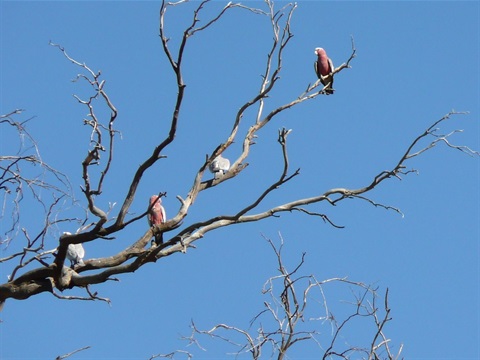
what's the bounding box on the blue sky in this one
[1,1,479,359]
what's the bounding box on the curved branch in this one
[162,111,475,256]
[55,346,91,360]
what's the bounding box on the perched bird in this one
[66,243,85,268]
[314,47,335,95]
[148,195,166,246]
[209,154,230,179]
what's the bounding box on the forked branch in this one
[176,235,403,359]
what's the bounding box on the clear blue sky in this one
[1,1,479,359]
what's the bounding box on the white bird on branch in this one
[66,243,85,268]
[209,154,230,179]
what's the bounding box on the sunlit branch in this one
[162,111,476,258]
[55,346,91,360]
[152,0,267,231]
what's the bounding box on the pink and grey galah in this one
[314,47,335,95]
[148,195,166,246]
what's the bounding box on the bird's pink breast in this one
[316,49,331,76]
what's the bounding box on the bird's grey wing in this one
[209,160,219,173]
[328,58,334,74]
[314,61,320,78]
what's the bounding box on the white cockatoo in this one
[66,243,85,268]
[209,154,230,179]
[62,232,85,268]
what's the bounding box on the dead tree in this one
[0,0,477,309]
[154,235,403,360]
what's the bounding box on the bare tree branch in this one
[177,235,403,359]
[49,41,118,228]
[148,350,193,360]
[55,346,91,360]
[0,110,73,247]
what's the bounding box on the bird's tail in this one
[154,233,164,245]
